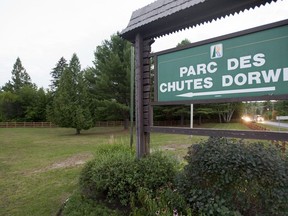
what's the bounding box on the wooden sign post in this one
[121,0,288,158]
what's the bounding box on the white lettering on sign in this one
[227,53,266,71]
[179,62,217,77]
[253,53,266,67]
[159,49,288,97]
[248,72,261,84]
[204,77,213,89]
[159,77,213,93]
[284,68,288,81]
[185,80,193,90]
[262,68,281,83]
[235,73,247,86]
[222,68,288,87]
[222,76,233,87]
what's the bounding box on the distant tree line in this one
[1,36,287,133]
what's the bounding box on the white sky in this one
[0,0,288,89]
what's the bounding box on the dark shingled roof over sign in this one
[121,0,278,42]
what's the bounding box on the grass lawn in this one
[0,127,130,216]
[258,122,288,132]
[0,123,253,215]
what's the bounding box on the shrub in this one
[177,137,288,215]
[62,193,121,216]
[130,185,191,216]
[79,151,178,207]
[137,152,178,192]
[79,143,132,200]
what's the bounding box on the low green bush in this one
[79,143,133,202]
[177,137,288,215]
[79,151,178,207]
[62,193,122,216]
[130,185,191,216]
[137,152,179,192]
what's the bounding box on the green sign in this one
[156,21,288,103]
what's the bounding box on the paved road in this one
[261,121,288,129]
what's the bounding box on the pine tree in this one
[2,57,33,92]
[51,54,93,134]
[89,33,132,129]
[0,58,40,121]
[50,57,67,92]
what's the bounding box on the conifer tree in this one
[50,54,93,134]
[89,33,131,129]
[50,57,67,92]
[2,57,32,92]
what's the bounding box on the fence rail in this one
[0,121,127,128]
[0,122,57,128]
[0,120,195,128]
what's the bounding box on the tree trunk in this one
[222,110,235,123]
[180,114,184,126]
[124,118,129,130]
[198,115,202,125]
[227,110,235,122]
[222,113,227,123]
[218,113,222,123]
[76,128,81,135]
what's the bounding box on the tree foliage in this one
[49,54,93,134]
[213,102,243,123]
[0,85,49,122]
[274,100,288,116]
[50,57,67,92]
[2,35,279,124]
[2,57,33,92]
[194,105,215,125]
[0,91,20,121]
[23,87,48,121]
[177,137,288,215]
[88,33,132,128]
[177,39,191,47]
[0,58,49,122]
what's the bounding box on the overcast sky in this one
[1,0,288,89]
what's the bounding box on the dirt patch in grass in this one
[32,152,93,174]
[160,144,191,151]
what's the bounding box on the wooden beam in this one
[149,126,288,141]
[135,34,144,158]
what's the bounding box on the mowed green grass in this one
[0,123,249,215]
[0,127,130,216]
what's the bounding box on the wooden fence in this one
[0,121,125,128]
[0,122,57,128]
[0,120,190,128]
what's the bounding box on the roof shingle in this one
[121,0,277,42]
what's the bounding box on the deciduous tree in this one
[0,91,20,121]
[213,102,243,123]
